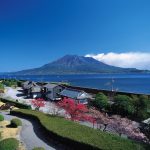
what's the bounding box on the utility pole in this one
[110,78,118,102]
[111,78,115,92]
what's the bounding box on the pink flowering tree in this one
[89,108,110,131]
[109,116,149,143]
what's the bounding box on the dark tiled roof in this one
[31,86,41,92]
[60,88,91,99]
[22,81,30,84]
[24,81,39,89]
[22,81,30,86]
[43,83,59,89]
[142,118,150,124]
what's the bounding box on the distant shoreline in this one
[1,77,150,96]
[0,72,150,76]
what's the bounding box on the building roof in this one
[22,81,30,86]
[31,86,41,93]
[43,83,60,89]
[142,118,150,125]
[24,81,39,89]
[60,88,92,99]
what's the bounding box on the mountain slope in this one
[14,55,141,75]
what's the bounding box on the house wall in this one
[46,86,63,100]
[53,86,63,100]
[61,96,87,104]
[32,92,42,98]
[79,99,88,104]
[46,90,53,100]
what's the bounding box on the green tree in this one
[113,95,135,116]
[93,93,109,110]
[0,83,4,90]
[2,79,18,87]
[132,94,148,119]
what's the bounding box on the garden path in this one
[0,111,59,150]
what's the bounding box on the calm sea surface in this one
[0,73,150,94]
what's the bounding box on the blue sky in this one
[1,0,150,71]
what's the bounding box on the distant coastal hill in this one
[12,55,147,75]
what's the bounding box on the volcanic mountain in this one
[14,55,141,75]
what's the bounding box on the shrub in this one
[0,98,31,109]
[0,114,4,121]
[32,147,45,150]
[93,92,109,110]
[10,118,22,128]
[57,98,92,121]
[11,109,146,150]
[0,138,19,150]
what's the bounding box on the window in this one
[47,91,51,94]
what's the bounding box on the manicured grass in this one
[0,114,4,122]
[0,138,19,150]
[11,109,148,150]
[32,147,45,150]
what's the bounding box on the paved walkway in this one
[0,111,57,150]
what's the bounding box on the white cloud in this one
[85,52,150,70]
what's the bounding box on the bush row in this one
[0,98,31,109]
[11,109,147,150]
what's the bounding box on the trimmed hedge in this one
[0,138,19,150]
[11,109,147,150]
[32,147,45,150]
[0,114,4,121]
[0,98,31,109]
[10,118,22,128]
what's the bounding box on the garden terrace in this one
[11,109,149,150]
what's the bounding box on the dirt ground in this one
[0,120,25,150]
[0,120,19,140]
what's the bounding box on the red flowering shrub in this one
[32,100,46,109]
[58,98,95,123]
[35,98,45,101]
